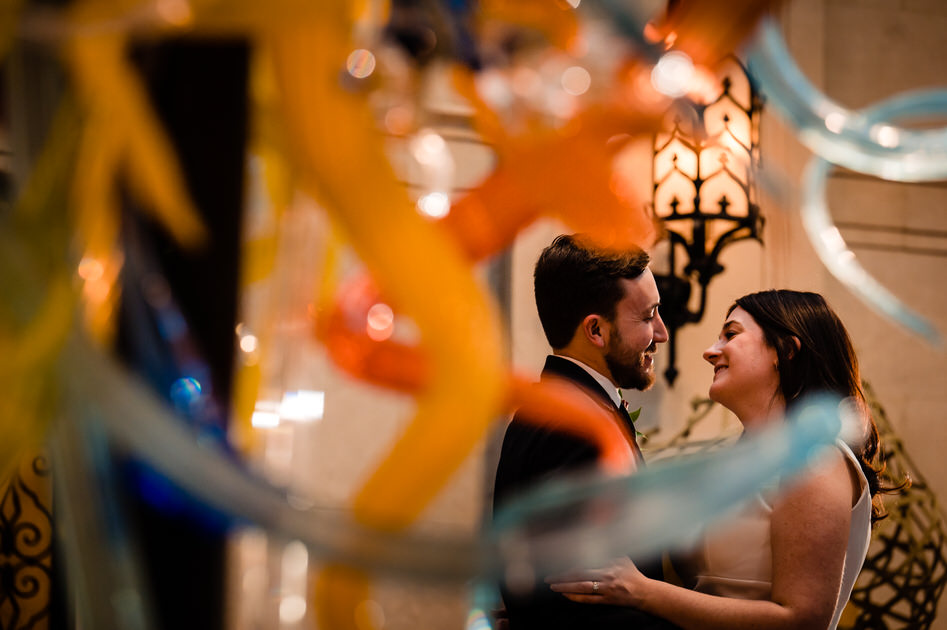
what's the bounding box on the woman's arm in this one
[548,449,855,630]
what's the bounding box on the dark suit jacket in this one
[492,355,679,630]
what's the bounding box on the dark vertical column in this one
[116,38,249,630]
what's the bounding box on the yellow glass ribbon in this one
[270,4,504,627]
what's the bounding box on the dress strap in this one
[835,439,869,494]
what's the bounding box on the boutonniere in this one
[624,404,646,441]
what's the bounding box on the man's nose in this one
[653,312,669,344]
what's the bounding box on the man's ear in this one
[582,315,606,347]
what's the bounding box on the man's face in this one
[602,271,668,391]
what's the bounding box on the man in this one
[493,234,675,629]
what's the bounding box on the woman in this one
[548,290,889,630]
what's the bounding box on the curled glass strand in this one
[747,18,947,183]
[801,90,947,345]
[62,334,492,582]
[64,330,845,584]
[49,410,157,630]
[490,394,844,576]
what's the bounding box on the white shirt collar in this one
[556,355,623,409]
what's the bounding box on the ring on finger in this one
[592,581,600,593]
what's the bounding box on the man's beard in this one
[604,334,655,391]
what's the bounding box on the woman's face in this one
[702,307,782,424]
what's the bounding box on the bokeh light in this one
[476,70,514,111]
[561,66,591,96]
[77,257,104,281]
[651,51,695,98]
[410,130,448,167]
[251,400,280,428]
[417,191,450,218]
[825,111,847,134]
[346,49,376,79]
[466,607,493,630]
[279,595,307,624]
[155,0,193,26]
[169,377,202,413]
[282,540,309,577]
[279,390,325,423]
[238,333,258,354]
[872,124,901,148]
[366,302,395,341]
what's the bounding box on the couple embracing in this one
[493,234,885,630]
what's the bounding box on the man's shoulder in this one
[541,355,614,401]
[494,405,599,496]
[501,407,582,449]
[540,354,585,380]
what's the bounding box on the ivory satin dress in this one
[673,442,871,629]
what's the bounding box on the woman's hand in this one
[545,557,648,607]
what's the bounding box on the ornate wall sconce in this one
[651,56,764,385]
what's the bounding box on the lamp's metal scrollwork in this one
[651,55,764,384]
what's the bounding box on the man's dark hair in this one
[534,234,650,349]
